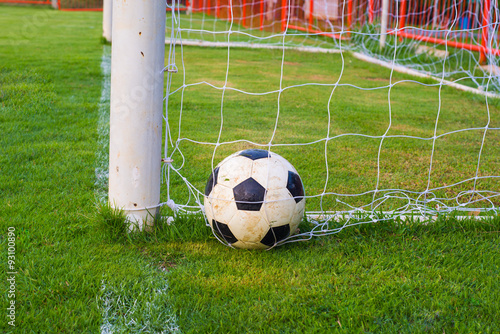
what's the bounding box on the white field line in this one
[99,280,180,334]
[96,46,180,333]
[95,44,111,203]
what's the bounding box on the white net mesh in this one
[162,0,500,245]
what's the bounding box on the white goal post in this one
[108,0,166,229]
[102,0,112,43]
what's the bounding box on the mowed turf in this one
[1,6,500,333]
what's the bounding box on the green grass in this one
[1,5,500,333]
[161,218,500,333]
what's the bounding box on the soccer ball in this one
[204,149,305,249]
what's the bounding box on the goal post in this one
[379,0,389,50]
[102,0,112,42]
[108,0,166,230]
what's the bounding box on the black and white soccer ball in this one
[204,149,305,249]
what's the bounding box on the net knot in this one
[162,158,174,165]
[164,64,178,73]
[166,199,178,212]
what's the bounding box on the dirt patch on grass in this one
[234,59,260,64]
[364,77,389,82]
[388,123,429,135]
[310,74,337,82]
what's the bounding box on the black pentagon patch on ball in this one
[212,219,238,244]
[261,224,291,246]
[233,177,266,211]
[204,167,220,196]
[287,171,304,203]
[239,149,270,160]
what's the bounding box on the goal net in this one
[160,0,500,244]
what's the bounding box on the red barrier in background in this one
[480,0,491,62]
[57,0,101,10]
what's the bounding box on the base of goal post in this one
[305,210,499,225]
[165,39,342,54]
[124,208,160,232]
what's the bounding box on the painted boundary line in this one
[95,44,111,203]
[99,279,180,334]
